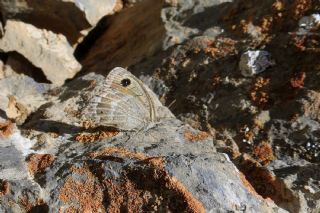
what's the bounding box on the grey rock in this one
[127,1,320,210]
[298,14,320,35]
[161,0,232,48]
[239,50,275,77]
[0,130,42,212]
[0,74,50,123]
[0,0,318,212]
[270,160,320,213]
[0,72,285,212]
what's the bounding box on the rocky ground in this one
[0,0,319,212]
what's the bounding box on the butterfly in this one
[82,67,174,131]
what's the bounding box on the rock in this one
[0,0,319,212]
[128,1,320,211]
[0,72,286,212]
[239,50,275,77]
[203,26,224,38]
[0,126,42,212]
[80,0,233,74]
[0,74,50,124]
[2,52,51,83]
[0,20,82,85]
[161,0,232,48]
[270,160,320,212]
[298,13,320,33]
[0,121,13,139]
[69,0,123,26]
[0,0,123,44]
[80,0,166,73]
[6,95,29,125]
[0,0,125,85]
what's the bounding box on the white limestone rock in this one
[239,50,275,77]
[0,20,82,85]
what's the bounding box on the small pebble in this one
[239,50,275,77]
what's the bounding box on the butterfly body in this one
[82,67,169,131]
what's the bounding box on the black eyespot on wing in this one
[121,78,131,87]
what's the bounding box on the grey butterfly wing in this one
[106,67,174,121]
[83,67,154,131]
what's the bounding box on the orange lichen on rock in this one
[238,172,261,199]
[59,166,105,213]
[103,177,146,212]
[0,120,13,138]
[241,159,277,198]
[250,77,271,108]
[0,180,9,196]
[19,197,46,212]
[184,131,210,142]
[103,160,205,212]
[60,148,205,212]
[291,0,312,18]
[290,71,306,89]
[204,38,237,58]
[26,154,55,177]
[89,147,166,169]
[88,147,150,161]
[236,155,296,203]
[167,175,206,213]
[252,142,274,165]
[75,130,119,143]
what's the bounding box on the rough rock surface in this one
[0,0,319,212]
[0,0,123,44]
[0,74,50,124]
[79,0,234,74]
[127,0,320,212]
[0,20,81,85]
[0,73,284,212]
[0,0,124,85]
[79,0,166,73]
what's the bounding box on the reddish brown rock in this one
[0,180,9,197]
[26,154,55,177]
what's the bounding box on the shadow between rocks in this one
[4,0,91,44]
[75,0,166,77]
[58,77,96,102]
[6,51,51,83]
[22,119,83,135]
[22,118,118,136]
[27,204,49,213]
[0,109,7,120]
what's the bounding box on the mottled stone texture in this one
[1,0,320,212]
[0,73,284,212]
